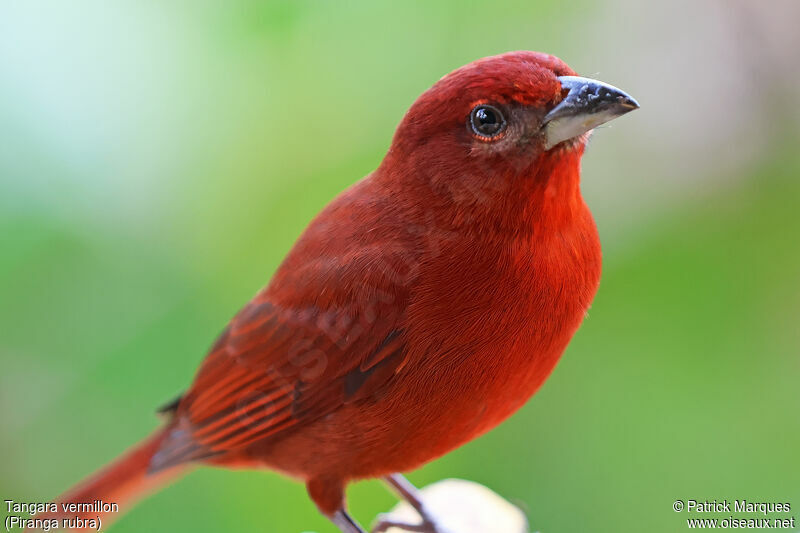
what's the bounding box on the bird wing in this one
[150,289,407,470]
[146,175,423,471]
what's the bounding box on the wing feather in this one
[152,293,407,469]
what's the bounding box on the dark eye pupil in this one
[470,105,506,138]
[476,108,495,125]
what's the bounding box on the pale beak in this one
[543,76,639,149]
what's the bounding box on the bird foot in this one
[371,514,440,533]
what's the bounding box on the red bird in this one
[41,51,637,532]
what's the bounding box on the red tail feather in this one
[38,428,187,530]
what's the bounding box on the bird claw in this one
[371,513,440,533]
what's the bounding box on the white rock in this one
[375,478,529,533]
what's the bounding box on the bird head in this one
[386,51,638,184]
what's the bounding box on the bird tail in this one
[36,427,188,530]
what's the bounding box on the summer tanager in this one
[40,51,638,533]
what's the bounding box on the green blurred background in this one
[1,1,798,532]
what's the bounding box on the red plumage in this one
[41,51,636,532]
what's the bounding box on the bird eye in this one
[469,104,506,139]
